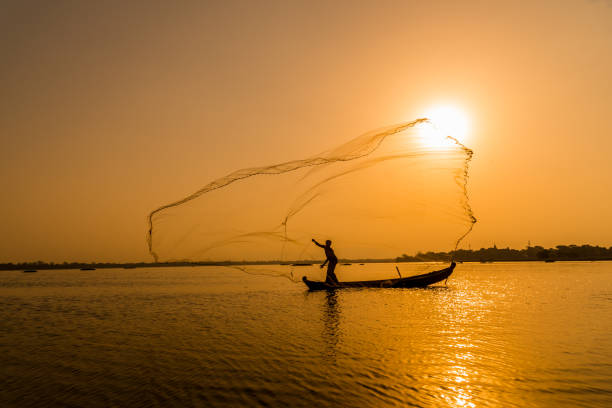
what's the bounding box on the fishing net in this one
[147,119,476,281]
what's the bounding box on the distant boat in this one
[23,270,37,273]
[342,263,352,266]
[359,263,365,265]
[123,266,137,269]
[80,267,96,271]
[544,259,556,263]
[303,262,456,290]
[292,263,313,266]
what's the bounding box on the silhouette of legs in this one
[325,260,339,284]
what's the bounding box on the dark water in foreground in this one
[1,262,611,407]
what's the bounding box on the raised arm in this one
[311,238,325,248]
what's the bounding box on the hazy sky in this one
[2,0,611,262]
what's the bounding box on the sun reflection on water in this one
[443,357,476,407]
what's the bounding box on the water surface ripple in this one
[1,262,611,407]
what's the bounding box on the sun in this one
[417,105,470,149]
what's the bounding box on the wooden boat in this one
[302,262,456,290]
[80,267,96,271]
[23,270,37,273]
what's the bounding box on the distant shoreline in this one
[2,244,611,271]
[397,244,612,264]
[1,259,611,272]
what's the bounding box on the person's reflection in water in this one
[323,290,341,358]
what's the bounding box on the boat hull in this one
[302,262,456,291]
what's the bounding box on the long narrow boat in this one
[302,262,456,291]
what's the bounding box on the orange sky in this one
[2,0,611,262]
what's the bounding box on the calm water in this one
[1,262,611,407]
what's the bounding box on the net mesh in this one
[147,119,476,281]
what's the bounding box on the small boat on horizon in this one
[292,263,313,266]
[23,270,37,273]
[80,267,96,271]
[302,262,456,291]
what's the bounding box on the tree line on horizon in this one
[2,244,612,271]
[397,244,612,262]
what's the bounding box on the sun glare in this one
[418,105,470,149]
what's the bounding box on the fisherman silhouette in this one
[312,239,339,284]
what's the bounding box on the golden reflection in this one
[442,349,476,407]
